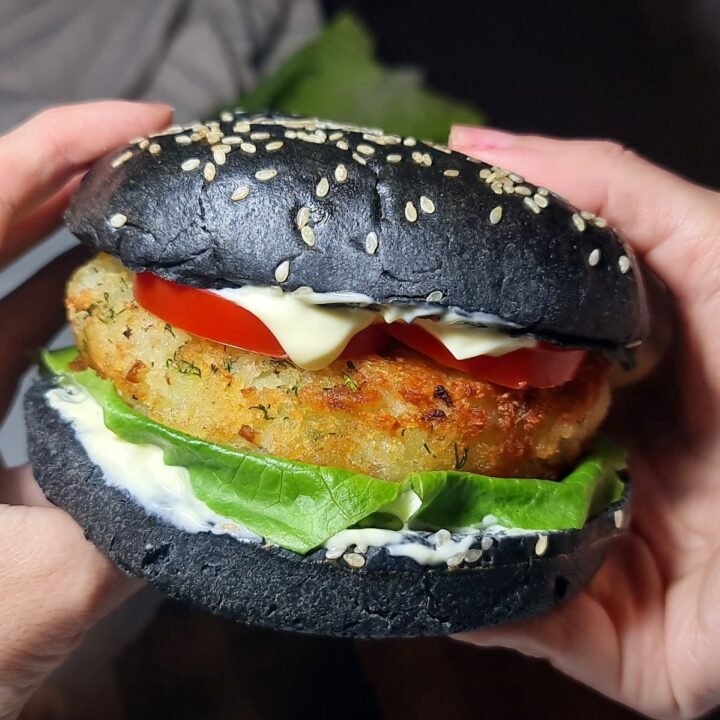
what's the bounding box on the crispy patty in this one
[66,254,611,482]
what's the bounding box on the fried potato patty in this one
[66,254,611,481]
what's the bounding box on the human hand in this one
[0,102,172,720]
[449,126,720,720]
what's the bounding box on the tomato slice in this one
[134,272,388,361]
[134,272,286,356]
[135,273,584,387]
[385,322,586,389]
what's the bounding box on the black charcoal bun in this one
[65,112,648,350]
[26,377,629,638]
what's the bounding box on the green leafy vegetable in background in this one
[44,349,625,554]
[236,13,484,143]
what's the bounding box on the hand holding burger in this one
[0,101,172,719]
[450,126,720,720]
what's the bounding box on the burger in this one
[25,111,648,637]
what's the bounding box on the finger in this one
[0,101,173,246]
[456,535,675,718]
[0,245,89,417]
[448,126,720,303]
[0,465,52,507]
[0,175,82,268]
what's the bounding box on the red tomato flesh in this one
[384,323,586,389]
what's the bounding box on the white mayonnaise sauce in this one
[46,384,260,542]
[210,285,536,370]
[46,385,536,566]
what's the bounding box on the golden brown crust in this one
[66,254,611,482]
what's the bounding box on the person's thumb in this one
[449,126,720,307]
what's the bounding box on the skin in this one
[0,102,172,720]
[449,125,720,719]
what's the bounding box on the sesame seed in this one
[614,509,625,529]
[572,213,586,232]
[334,163,348,182]
[594,217,608,228]
[190,133,202,142]
[524,197,541,214]
[537,187,549,196]
[352,153,367,165]
[420,195,435,214]
[284,130,297,139]
[175,135,191,145]
[465,549,483,563]
[316,177,330,198]
[147,142,161,155]
[231,185,250,201]
[213,149,226,165]
[240,142,257,154]
[344,552,366,568]
[329,131,343,142]
[386,154,402,163]
[250,131,270,141]
[203,162,216,181]
[365,231,379,255]
[626,340,642,349]
[220,111,234,123]
[491,182,504,195]
[443,169,460,177]
[301,226,316,247]
[535,535,549,556]
[223,136,242,144]
[580,210,595,220]
[325,547,344,560]
[618,255,631,274]
[296,206,311,229]
[421,153,432,166]
[181,158,200,171]
[405,201,418,222]
[588,249,601,267]
[435,529,451,546]
[412,151,423,164]
[266,140,283,152]
[446,552,465,567]
[206,132,222,145]
[426,290,443,302]
[109,213,127,228]
[480,536,493,551]
[479,168,491,179]
[255,168,277,181]
[514,185,532,196]
[336,140,349,151]
[138,139,150,150]
[403,136,417,147]
[111,150,133,168]
[509,173,524,183]
[534,193,549,208]
[274,260,290,283]
[489,206,503,225]
[234,121,251,133]
[357,143,375,156]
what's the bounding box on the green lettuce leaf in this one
[236,13,484,143]
[42,349,626,553]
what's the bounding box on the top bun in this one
[65,112,648,349]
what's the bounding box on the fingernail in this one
[449,126,517,150]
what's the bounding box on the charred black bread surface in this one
[65,113,648,349]
[26,378,628,638]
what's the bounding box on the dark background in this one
[324,0,720,188]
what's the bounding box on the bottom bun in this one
[25,377,629,638]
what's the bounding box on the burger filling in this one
[43,253,627,554]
